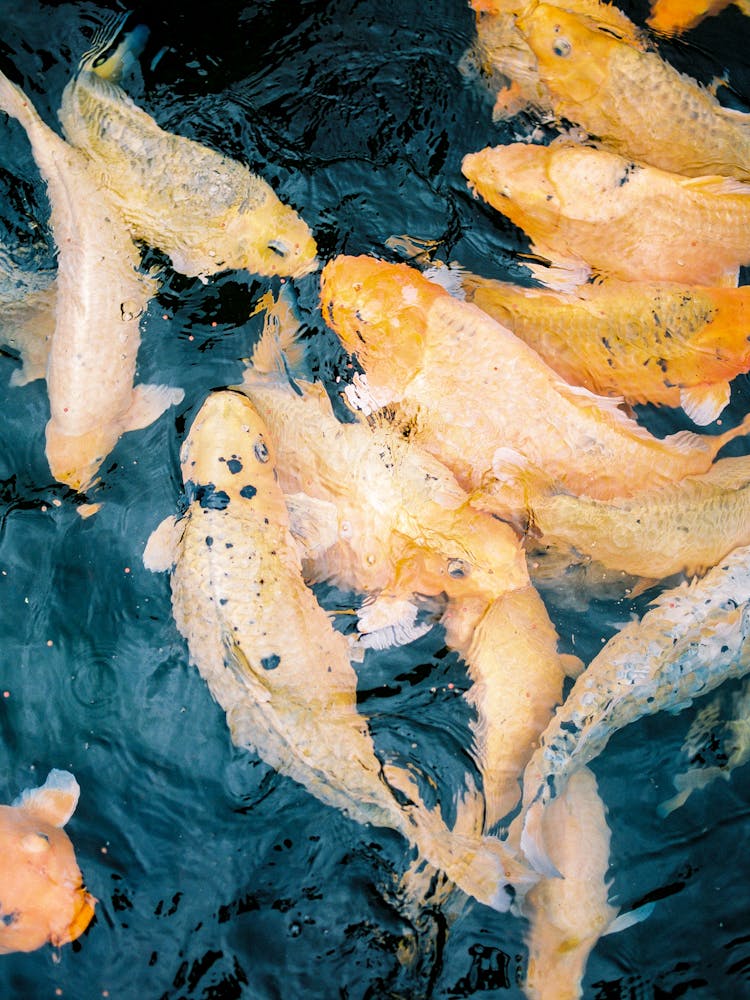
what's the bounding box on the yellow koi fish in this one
[320,255,750,507]
[0,770,95,954]
[517,4,750,181]
[239,291,572,832]
[518,543,750,877]
[461,270,750,424]
[486,452,750,585]
[462,140,750,286]
[143,390,532,911]
[59,23,318,281]
[0,69,183,492]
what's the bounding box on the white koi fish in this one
[143,390,533,911]
[0,68,183,492]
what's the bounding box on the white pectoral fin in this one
[357,595,433,649]
[603,901,656,936]
[13,769,80,827]
[679,382,731,426]
[123,383,185,432]
[222,632,272,702]
[143,515,183,572]
[285,492,340,559]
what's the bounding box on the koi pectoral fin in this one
[679,381,731,426]
[123,383,185,432]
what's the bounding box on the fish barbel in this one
[58,22,318,281]
[517,4,750,181]
[320,255,750,505]
[0,68,183,492]
[462,141,750,286]
[143,390,531,910]
[461,270,750,424]
[518,543,750,876]
[485,453,750,584]
[239,291,571,834]
[0,770,95,954]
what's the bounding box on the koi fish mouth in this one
[52,889,96,947]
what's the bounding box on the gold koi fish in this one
[59,23,318,281]
[320,255,750,508]
[518,543,750,877]
[648,0,742,35]
[0,770,95,954]
[460,270,750,425]
[517,4,750,181]
[462,140,750,286]
[143,390,532,910]
[0,68,183,492]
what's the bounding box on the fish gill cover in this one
[0,0,749,998]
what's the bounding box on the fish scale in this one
[517,543,750,876]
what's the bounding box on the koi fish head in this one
[45,421,121,494]
[517,5,614,104]
[0,771,95,954]
[320,255,438,397]
[226,190,318,280]
[180,391,280,509]
[463,143,563,231]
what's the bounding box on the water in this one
[0,0,749,996]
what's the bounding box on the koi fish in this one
[143,390,532,911]
[462,140,750,286]
[0,769,95,954]
[59,21,318,281]
[320,255,750,508]
[522,767,620,1000]
[517,4,750,182]
[518,543,750,877]
[460,270,750,425]
[239,291,572,832]
[647,0,743,35]
[658,676,750,815]
[486,452,750,585]
[0,69,183,492]
[0,250,56,386]
[463,0,646,121]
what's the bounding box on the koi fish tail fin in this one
[78,13,149,82]
[244,286,307,383]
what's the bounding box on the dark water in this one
[0,1,749,997]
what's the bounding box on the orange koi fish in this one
[0,770,95,954]
[320,255,750,507]
[460,270,750,424]
[647,0,743,35]
[517,4,750,181]
[462,141,750,286]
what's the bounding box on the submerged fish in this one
[521,767,619,1000]
[0,69,183,492]
[518,543,750,876]
[517,4,750,181]
[59,23,318,280]
[0,250,56,386]
[647,0,742,35]
[486,452,750,584]
[441,588,574,831]
[460,270,750,425]
[462,141,750,286]
[0,770,95,954]
[659,676,750,815]
[320,255,750,507]
[144,390,531,910]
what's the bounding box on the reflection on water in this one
[0,0,749,996]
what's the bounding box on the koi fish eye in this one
[254,439,270,463]
[267,239,290,258]
[21,831,51,854]
[552,36,572,58]
[448,558,471,579]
